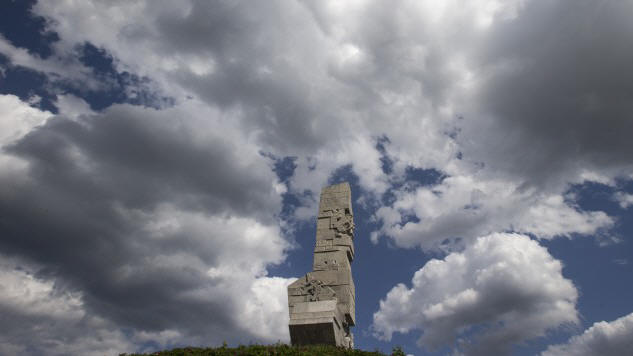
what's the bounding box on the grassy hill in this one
[120,343,407,356]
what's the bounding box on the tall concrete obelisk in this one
[287,182,355,348]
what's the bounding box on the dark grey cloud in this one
[8,105,279,218]
[463,0,633,185]
[0,102,288,353]
[147,1,330,154]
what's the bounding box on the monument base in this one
[288,300,352,347]
[289,322,339,346]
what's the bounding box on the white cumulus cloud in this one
[373,233,578,355]
[542,312,633,356]
[373,175,613,250]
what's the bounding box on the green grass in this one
[120,343,407,356]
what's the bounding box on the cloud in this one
[542,312,633,356]
[362,0,633,249]
[26,1,630,232]
[6,101,283,220]
[239,276,296,342]
[0,95,293,353]
[0,257,141,356]
[614,192,633,209]
[372,233,578,355]
[0,35,109,93]
[0,94,52,186]
[0,94,51,145]
[26,0,633,186]
[373,175,613,249]
[30,0,458,181]
[459,0,633,186]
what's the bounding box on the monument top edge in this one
[322,182,351,192]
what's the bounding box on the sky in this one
[0,1,632,355]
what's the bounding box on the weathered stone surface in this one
[288,182,355,348]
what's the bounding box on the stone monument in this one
[287,182,355,348]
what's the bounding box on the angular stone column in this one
[287,182,355,348]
